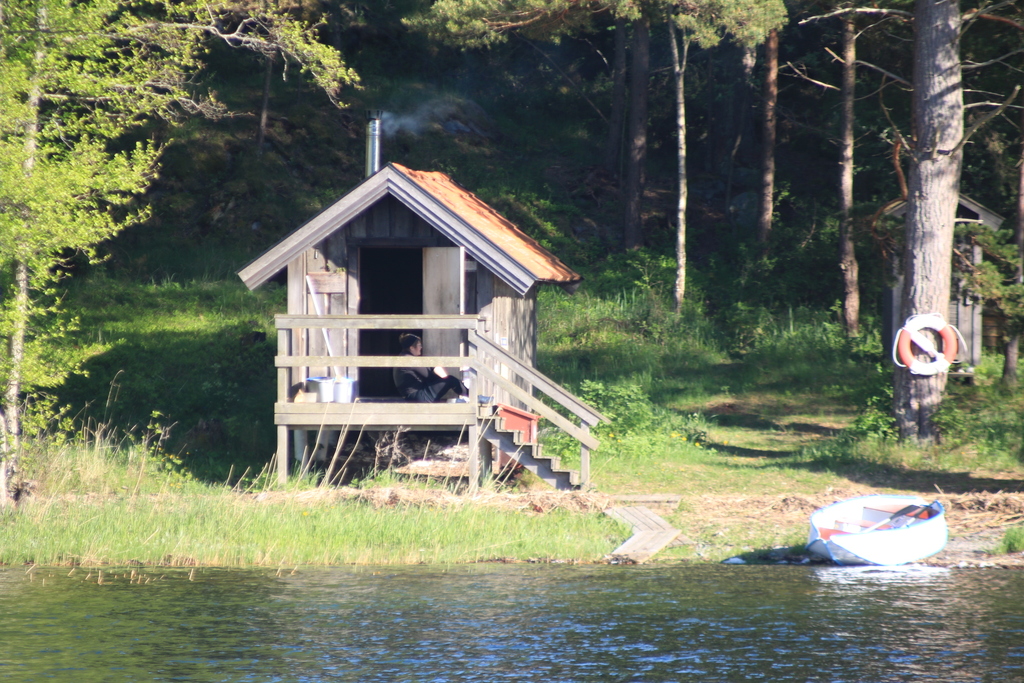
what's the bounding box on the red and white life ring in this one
[892,313,959,376]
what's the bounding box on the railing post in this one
[580,421,591,488]
[276,327,292,484]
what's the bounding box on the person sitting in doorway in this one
[393,333,467,403]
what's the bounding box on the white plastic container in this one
[306,377,335,402]
[333,377,356,403]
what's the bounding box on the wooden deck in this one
[275,400,476,430]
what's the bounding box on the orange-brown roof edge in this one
[391,163,582,285]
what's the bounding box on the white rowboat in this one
[806,494,947,566]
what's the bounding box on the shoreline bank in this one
[3,487,1021,569]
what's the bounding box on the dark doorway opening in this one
[359,248,422,396]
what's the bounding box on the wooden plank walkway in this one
[605,505,682,564]
[611,494,682,515]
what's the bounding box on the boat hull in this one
[806,495,947,566]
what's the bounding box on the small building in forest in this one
[883,194,1006,370]
[237,160,606,489]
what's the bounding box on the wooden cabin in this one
[238,162,607,489]
[883,195,1006,371]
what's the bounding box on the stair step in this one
[482,422,580,491]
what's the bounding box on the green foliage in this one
[999,526,1024,555]
[724,304,873,375]
[55,272,283,479]
[958,223,1024,339]
[674,412,713,448]
[537,285,726,465]
[579,379,657,435]
[933,374,1024,464]
[409,0,787,51]
[846,364,897,440]
[0,0,358,489]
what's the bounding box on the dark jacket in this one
[393,352,431,399]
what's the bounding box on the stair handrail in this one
[468,330,608,426]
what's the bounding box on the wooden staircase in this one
[479,405,581,490]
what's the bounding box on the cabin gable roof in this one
[884,194,1005,230]
[237,163,581,295]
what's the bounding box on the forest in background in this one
[95,0,1022,312]
[2,0,1023,489]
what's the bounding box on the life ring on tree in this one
[892,313,960,376]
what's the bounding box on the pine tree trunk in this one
[257,51,274,154]
[839,18,861,336]
[1004,102,1024,387]
[669,24,688,312]
[624,16,650,250]
[724,45,756,219]
[755,29,778,244]
[894,0,963,444]
[602,17,627,175]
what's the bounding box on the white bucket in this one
[333,377,356,403]
[307,377,335,402]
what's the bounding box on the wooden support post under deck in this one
[467,418,494,491]
[477,429,493,487]
[468,422,480,491]
[276,425,289,485]
[293,430,308,478]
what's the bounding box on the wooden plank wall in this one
[280,195,550,409]
[477,276,536,408]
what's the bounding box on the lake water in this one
[1,564,1022,682]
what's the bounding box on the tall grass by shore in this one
[4,432,625,567]
[2,489,622,567]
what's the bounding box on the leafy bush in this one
[999,526,1024,555]
[578,379,657,436]
[846,364,896,440]
[673,412,713,448]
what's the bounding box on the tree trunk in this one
[755,28,778,244]
[602,17,627,175]
[704,52,715,174]
[669,23,688,312]
[1006,336,1021,388]
[257,51,274,154]
[0,261,28,506]
[2,4,45,504]
[624,15,650,250]
[724,45,757,221]
[838,18,861,336]
[3,260,29,453]
[894,0,963,444]
[1004,101,1024,387]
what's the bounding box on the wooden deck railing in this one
[273,314,607,484]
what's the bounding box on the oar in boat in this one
[858,504,928,534]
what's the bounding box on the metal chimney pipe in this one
[365,109,383,177]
